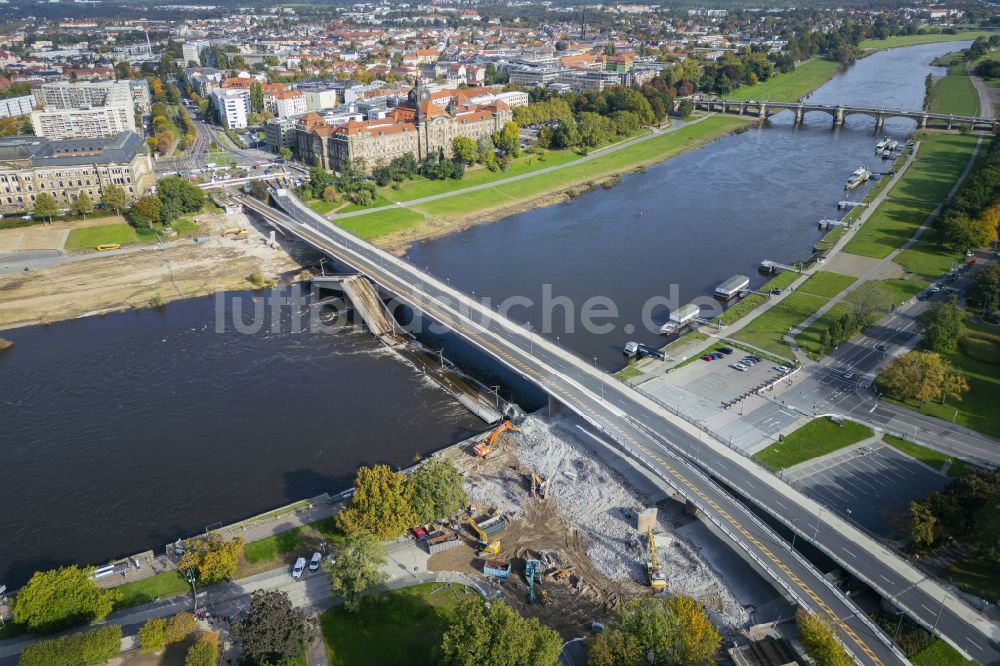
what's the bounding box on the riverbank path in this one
[328,116,712,221]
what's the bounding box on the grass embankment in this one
[945,556,1000,602]
[115,571,191,610]
[731,272,854,357]
[728,59,840,102]
[752,417,874,471]
[928,53,980,117]
[713,272,799,326]
[339,116,750,242]
[842,200,938,258]
[64,218,204,250]
[320,583,479,666]
[881,434,974,477]
[884,321,1000,438]
[859,31,995,51]
[911,639,976,666]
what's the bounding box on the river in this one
[0,42,966,586]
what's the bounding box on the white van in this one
[292,557,306,580]
[309,552,322,571]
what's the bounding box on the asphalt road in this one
[777,258,1000,467]
[248,193,942,666]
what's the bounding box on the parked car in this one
[309,552,322,571]
[710,352,724,359]
[731,363,747,372]
[718,347,734,355]
[775,365,791,373]
[292,557,306,579]
[702,355,714,362]
[875,344,887,352]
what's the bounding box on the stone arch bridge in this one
[691,97,998,131]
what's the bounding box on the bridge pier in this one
[833,106,845,127]
[794,105,804,126]
[874,113,884,133]
[740,102,747,116]
[758,102,767,120]
[548,395,563,417]
[947,115,954,130]
[919,114,928,129]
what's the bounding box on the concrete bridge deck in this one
[241,190,999,666]
[693,97,998,131]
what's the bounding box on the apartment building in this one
[211,88,250,128]
[30,81,138,139]
[0,95,34,118]
[0,132,153,214]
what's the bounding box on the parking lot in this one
[783,441,950,537]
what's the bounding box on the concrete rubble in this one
[464,413,751,631]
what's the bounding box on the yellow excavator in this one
[222,227,247,238]
[465,519,501,554]
[473,420,519,458]
[529,471,547,499]
[646,529,666,590]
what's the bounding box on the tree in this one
[178,534,244,584]
[129,195,162,229]
[335,464,416,539]
[32,192,58,223]
[278,146,293,163]
[250,81,264,113]
[138,617,167,653]
[101,185,129,216]
[974,497,1000,561]
[0,116,18,137]
[675,99,694,118]
[878,351,967,405]
[410,458,467,524]
[587,597,721,666]
[452,135,479,164]
[917,302,964,354]
[967,262,1000,320]
[71,193,94,219]
[323,531,388,612]
[12,566,122,633]
[17,625,122,666]
[796,610,852,666]
[492,121,521,157]
[909,500,939,548]
[322,185,339,203]
[439,597,561,666]
[156,175,205,223]
[184,631,219,666]
[164,612,197,644]
[231,590,312,665]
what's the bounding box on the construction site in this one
[420,413,763,642]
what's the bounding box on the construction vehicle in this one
[95,243,121,251]
[645,529,666,590]
[528,471,547,499]
[472,420,519,458]
[465,519,501,554]
[524,559,547,604]
[222,227,247,237]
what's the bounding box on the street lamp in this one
[934,592,949,630]
[183,567,198,612]
[813,507,824,541]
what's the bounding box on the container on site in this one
[483,559,511,578]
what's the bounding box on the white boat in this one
[875,138,890,152]
[845,166,872,190]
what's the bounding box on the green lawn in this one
[382,149,580,204]
[338,194,394,213]
[64,223,139,249]
[171,218,202,237]
[414,115,750,220]
[915,133,981,167]
[733,290,827,356]
[335,207,426,240]
[795,302,852,359]
[882,434,974,477]
[308,199,339,215]
[892,143,975,203]
[945,556,1000,602]
[883,324,1000,438]
[727,59,839,102]
[114,571,190,610]
[321,583,479,666]
[243,517,343,566]
[895,237,964,280]
[752,417,874,471]
[929,56,980,117]
[844,200,936,258]
[713,272,799,326]
[859,31,995,51]
[911,639,975,666]
[797,271,857,298]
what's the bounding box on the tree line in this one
[936,134,1000,252]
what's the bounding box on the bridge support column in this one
[874,113,884,133]
[919,114,928,129]
[947,116,954,130]
[548,395,562,417]
[794,105,804,126]
[758,103,767,120]
[740,102,747,116]
[833,106,845,127]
